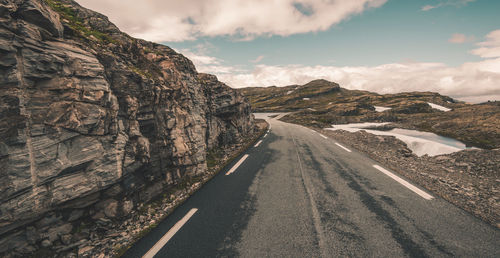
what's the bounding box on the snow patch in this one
[428,102,451,112]
[303,98,310,100]
[374,106,392,112]
[307,108,316,111]
[325,122,469,156]
[286,90,294,95]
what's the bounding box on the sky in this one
[76,0,500,103]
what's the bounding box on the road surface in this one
[123,113,499,257]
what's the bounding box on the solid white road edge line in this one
[142,208,198,258]
[373,165,434,200]
[318,133,327,139]
[225,154,250,175]
[334,143,352,152]
[254,140,263,147]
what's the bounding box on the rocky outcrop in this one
[0,0,253,255]
[240,79,498,149]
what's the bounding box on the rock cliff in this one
[0,0,253,254]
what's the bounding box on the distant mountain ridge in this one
[238,79,499,149]
[239,79,457,112]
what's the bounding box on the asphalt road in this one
[123,113,499,258]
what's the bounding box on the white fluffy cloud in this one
[470,30,500,58]
[76,0,387,42]
[216,30,500,103]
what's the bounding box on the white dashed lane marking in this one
[373,165,433,200]
[142,208,198,258]
[334,143,352,152]
[225,154,250,176]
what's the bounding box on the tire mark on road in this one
[378,195,454,257]
[325,157,429,258]
[299,143,366,256]
[329,155,453,257]
[291,136,329,258]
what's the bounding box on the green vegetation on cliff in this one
[45,0,116,43]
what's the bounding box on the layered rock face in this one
[0,0,253,253]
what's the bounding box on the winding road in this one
[123,113,499,257]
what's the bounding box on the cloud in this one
[421,0,475,11]
[179,49,220,66]
[421,5,437,11]
[250,55,265,63]
[470,30,500,58]
[448,33,474,44]
[76,0,387,42]
[175,49,243,74]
